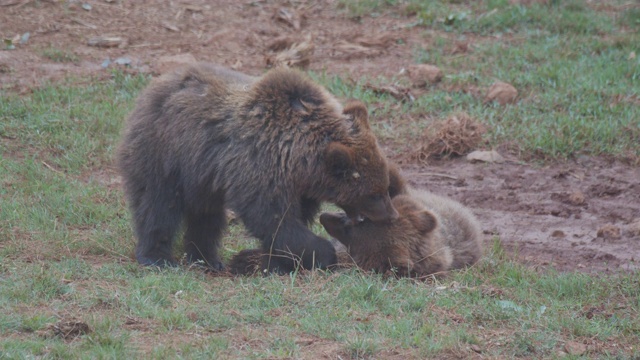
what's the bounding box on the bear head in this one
[247,69,398,223]
[323,100,399,222]
[319,195,439,276]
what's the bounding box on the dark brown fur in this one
[117,63,396,272]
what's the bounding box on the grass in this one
[1,1,639,358]
[40,46,79,63]
[329,0,639,162]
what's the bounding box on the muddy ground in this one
[1,0,639,273]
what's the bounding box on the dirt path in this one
[2,0,639,273]
[401,157,640,273]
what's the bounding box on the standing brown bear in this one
[117,63,397,273]
[319,187,483,277]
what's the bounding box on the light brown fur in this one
[320,187,482,277]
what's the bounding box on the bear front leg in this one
[260,221,338,273]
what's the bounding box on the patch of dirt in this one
[0,0,421,92]
[399,157,640,273]
[2,0,639,275]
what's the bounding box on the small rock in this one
[597,224,621,239]
[101,58,111,68]
[466,150,505,164]
[551,230,566,238]
[114,57,131,66]
[19,32,30,45]
[568,191,585,205]
[484,81,518,105]
[564,341,586,356]
[408,64,443,87]
[470,344,482,353]
[155,53,197,74]
[82,3,92,11]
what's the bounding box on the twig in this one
[71,18,97,29]
[41,161,62,174]
[418,172,458,180]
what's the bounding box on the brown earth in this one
[1,0,639,274]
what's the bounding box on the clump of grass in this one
[414,112,487,162]
[40,46,79,63]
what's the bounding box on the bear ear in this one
[408,210,438,235]
[291,98,314,116]
[392,195,422,214]
[388,163,407,198]
[343,100,371,132]
[325,142,355,177]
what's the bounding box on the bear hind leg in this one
[132,191,183,267]
[183,209,226,271]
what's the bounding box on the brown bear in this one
[319,187,483,277]
[117,63,397,273]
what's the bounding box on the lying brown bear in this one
[319,187,483,277]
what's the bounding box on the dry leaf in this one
[484,81,518,105]
[564,341,586,356]
[274,7,304,30]
[363,83,414,102]
[627,219,640,237]
[466,150,505,163]
[568,191,585,206]
[45,320,91,340]
[266,36,296,52]
[353,34,396,48]
[332,34,395,60]
[408,64,443,87]
[597,224,621,239]
[265,36,314,69]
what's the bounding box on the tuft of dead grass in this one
[38,319,91,340]
[413,112,487,163]
[265,35,315,69]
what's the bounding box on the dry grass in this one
[414,112,487,163]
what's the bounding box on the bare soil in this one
[1,0,639,274]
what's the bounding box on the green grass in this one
[40,46,80,63]
[328,0,640,161]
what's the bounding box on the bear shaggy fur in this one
[117,63,397,273]
[319,187,483,277]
